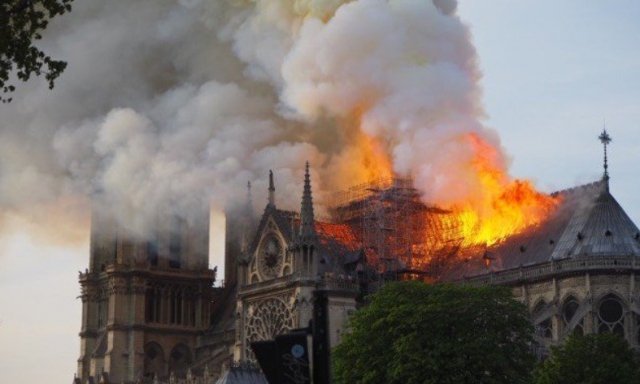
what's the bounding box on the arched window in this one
[144,342,165,379]
[145,287,161,323]
[597,294,625,336]
[168,344,192,378]
[532,300,552,339]
[562,296,580,325]
[97,300,107,328]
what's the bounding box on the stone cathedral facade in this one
[75,130,640,383]
[75,165,361,384]
[76,210,214,383]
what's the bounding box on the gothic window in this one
[536,318,553,339]
[597,294,625,336]
[562,296,580,325]
[144,342,165,379]
[97,300,107,328]
[533,300,552,339]
[168,344,192,378]
[244,297,294,360]
[145,287,161,323]
[189,297,196,327]
[169,288,183,325]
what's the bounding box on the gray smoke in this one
[1,0,503,240]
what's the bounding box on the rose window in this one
[245,297,294,360]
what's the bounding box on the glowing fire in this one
[358,133,394,183]
[347,130,559,249]
[455,133,559,246]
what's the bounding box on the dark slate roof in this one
[445,180,640,279]
[314,221,364,274]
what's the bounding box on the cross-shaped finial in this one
[598,128,612,189]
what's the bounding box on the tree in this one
[0,0,73,102]
[533,333,640,384]
[333,281,535,384]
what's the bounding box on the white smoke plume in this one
[1,0,531,241]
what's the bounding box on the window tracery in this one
[532,300,552,339]
[168,343,192,378]
[244,297,294,360]
[562,296,579,325]
[597,294,625,336]
[143,342,165,379]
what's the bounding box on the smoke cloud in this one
[1,0,533,240]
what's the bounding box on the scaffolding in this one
[329,177,463,280]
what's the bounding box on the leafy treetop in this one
[534,333,640,384]
[0,0,73,103]
[333,281,536,384]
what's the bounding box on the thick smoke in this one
[0,0,522,240]
[226,0,511,208]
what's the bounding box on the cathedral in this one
[75,131,640,383]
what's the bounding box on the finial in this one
[299,161,316,240]
[268,170,275,207]
[598,126,612,191]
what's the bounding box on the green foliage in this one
[533,333,640,384]
[0,0,73,102]
[333,281,536,384]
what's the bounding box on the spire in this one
[245,181,253,213]
[268,170,275,207]
[299,161,316,240]
[598,127,612,191]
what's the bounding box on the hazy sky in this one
[2,1,640,383]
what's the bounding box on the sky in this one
[1,1,640,383]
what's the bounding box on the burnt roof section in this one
[314,221,365,273]
[446,180,640,279]
[248,205,364,272]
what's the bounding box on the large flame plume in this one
[455,134,559,246]
[1,0,559,248]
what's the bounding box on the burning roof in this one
[441,179,640,280]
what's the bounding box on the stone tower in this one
[76,207,215,383]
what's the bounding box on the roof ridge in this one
[550,179,605,198]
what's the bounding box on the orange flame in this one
[455,133,559,246]
[358,133,394,183]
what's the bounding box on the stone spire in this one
[598,127,612,191]
[268,170,275,207]
[299,161,316,241]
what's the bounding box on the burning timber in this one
[328,177,470,280]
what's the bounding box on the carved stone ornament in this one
[258,233,284,279]
[244,296,294,359]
